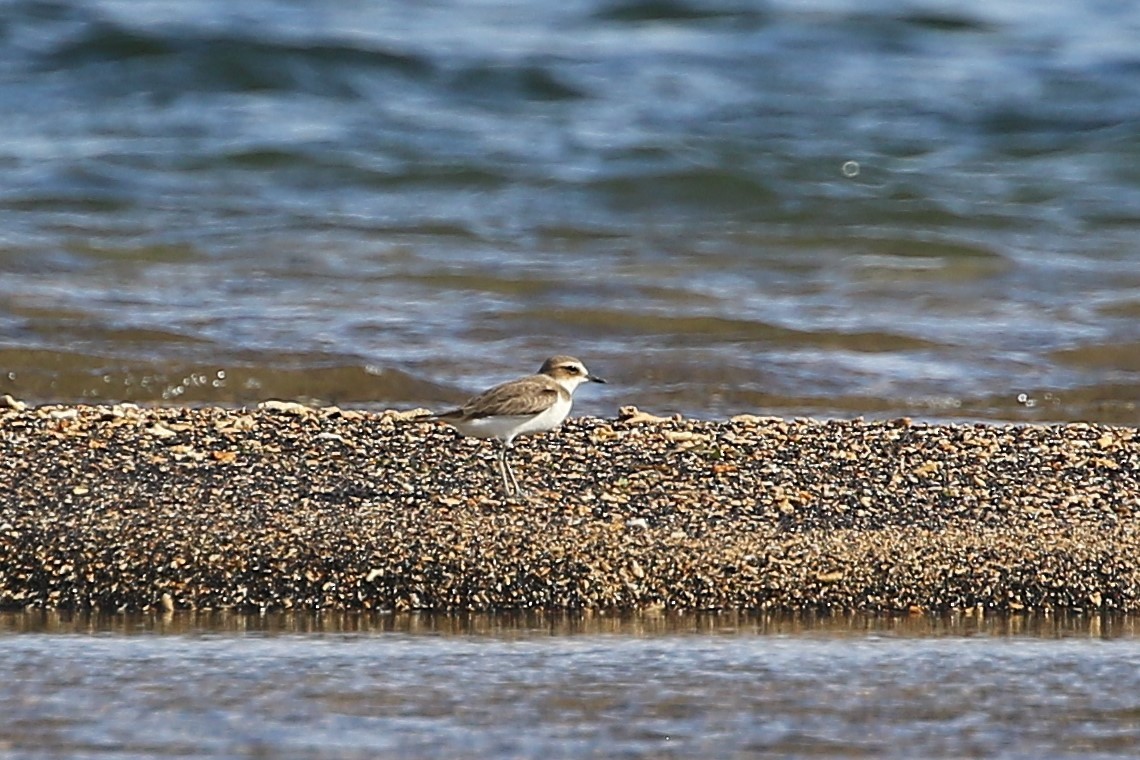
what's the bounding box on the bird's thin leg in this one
[505,456,522,496]
[502,439,527,497]
[497,441,518,497]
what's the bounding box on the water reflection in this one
[6,609,1140,758]
[3,608,1136,639]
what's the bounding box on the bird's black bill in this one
[589,375,607,384]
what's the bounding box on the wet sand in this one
[1,398,1137,613]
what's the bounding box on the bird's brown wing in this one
[449,375,563,420]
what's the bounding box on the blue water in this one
[0,0,1138,421]
[3,613,1140,758]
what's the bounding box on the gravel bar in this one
[1,399,1138,613]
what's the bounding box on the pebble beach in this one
[1,397,1137,614]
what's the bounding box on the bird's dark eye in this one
[566,365,579,373]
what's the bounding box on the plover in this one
[434,355,606,497]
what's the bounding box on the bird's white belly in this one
[453,396,572,443]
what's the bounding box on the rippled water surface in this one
[0,0,1138,422]
[3,612,1140,758]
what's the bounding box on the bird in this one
[433,355,606,498]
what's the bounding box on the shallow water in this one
[3,612,1140,758]
[1,0,1138,423]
